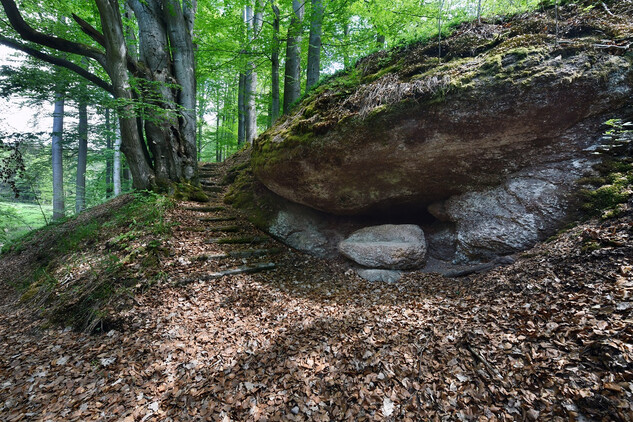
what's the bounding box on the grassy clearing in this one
[0,192,174,332]
[0,201,51,246]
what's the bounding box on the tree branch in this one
[0,0,108,69]
[0,36,114,94]
[72,13,106,48]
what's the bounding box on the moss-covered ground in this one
[0,193,174,332]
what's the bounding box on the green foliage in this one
[581,162,633,219]
[581,119,633,219]
[1,192,174,331]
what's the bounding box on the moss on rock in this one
[172,183,209,202]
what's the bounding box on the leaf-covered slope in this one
[0,195,631,420]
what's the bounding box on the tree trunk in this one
[376,33,385,49]
[438,0,445,58]
[1,0,199,191]
[237,72,246,146]
[245,2,262,144]
[122,164,131,190]
[75,93,88,213]
[128,0,197,186]
[52,91,65,220]
[283,0,304,114]
[477,0,482,24]
[96,0,155,189]
[270,1,281,123]
[114,118,121,196]
[306,0,324,92]
[105,108,113,198]
[343,23,351,70]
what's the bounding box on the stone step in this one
[207,225,240,233]
[178,262,276,285]
[206,236,269,245]
[184,206,226,212]
[194,248,283,261]
[177,227,207,232]
[199,216,237,223]
[202,186,223,193]
[199,163,221,169]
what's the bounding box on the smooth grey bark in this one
[216,87,221,161]
[163,0,197,166]
[438,0,445,58]
[105,108,113,198]
[477,0,482,23]
[1,0,198,191]
[123,3,137,59]
[237,73,246,146]
[122,165,131,190]
[114,118,122,196]
[75,93,88,213]
[197,95,204,156]
[245,65,256,143]
[244,2,262,144]
[52,92,65,220]
[96,0,155,189]
[306,0,324,92]
[270,1,280,122]
[376,33,385,49]
[128,0,197,185]
[343,23,351,70]
[283,0,304,114]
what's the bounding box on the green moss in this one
[173,183,209,202]
[581,240,602,252]
[4,193,173,331]
[581,156,633,219]
[224,162,277,230]
[363,63,401,84]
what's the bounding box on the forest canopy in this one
[0,0,548,229]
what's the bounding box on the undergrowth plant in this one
[581,119,633,219]
[1,192,175,332]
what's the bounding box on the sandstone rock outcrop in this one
[253,5,632,219]
[231,3,633,269]
[432,161,590,261]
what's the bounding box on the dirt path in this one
[0,164,631,421]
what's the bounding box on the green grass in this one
[0,192,175,332]
[0,201,51,245]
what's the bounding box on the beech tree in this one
[283,0,304,114]
[0,0,198,191]
[51,90,65,220]
[75,88,88,213]
[306,0,324,92]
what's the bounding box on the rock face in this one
[436,162,588,262]
[338,225,427,269]
[252,6,633,217]
[234,4,633,268]
[269,210,330,258]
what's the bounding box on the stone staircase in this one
[175,162,281,285]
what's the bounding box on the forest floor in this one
[0,162,632,421]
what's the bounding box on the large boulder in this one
[231,4,633,268]
[252,10,632,216]
[432,161,588,262]
[338,225,427,269]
